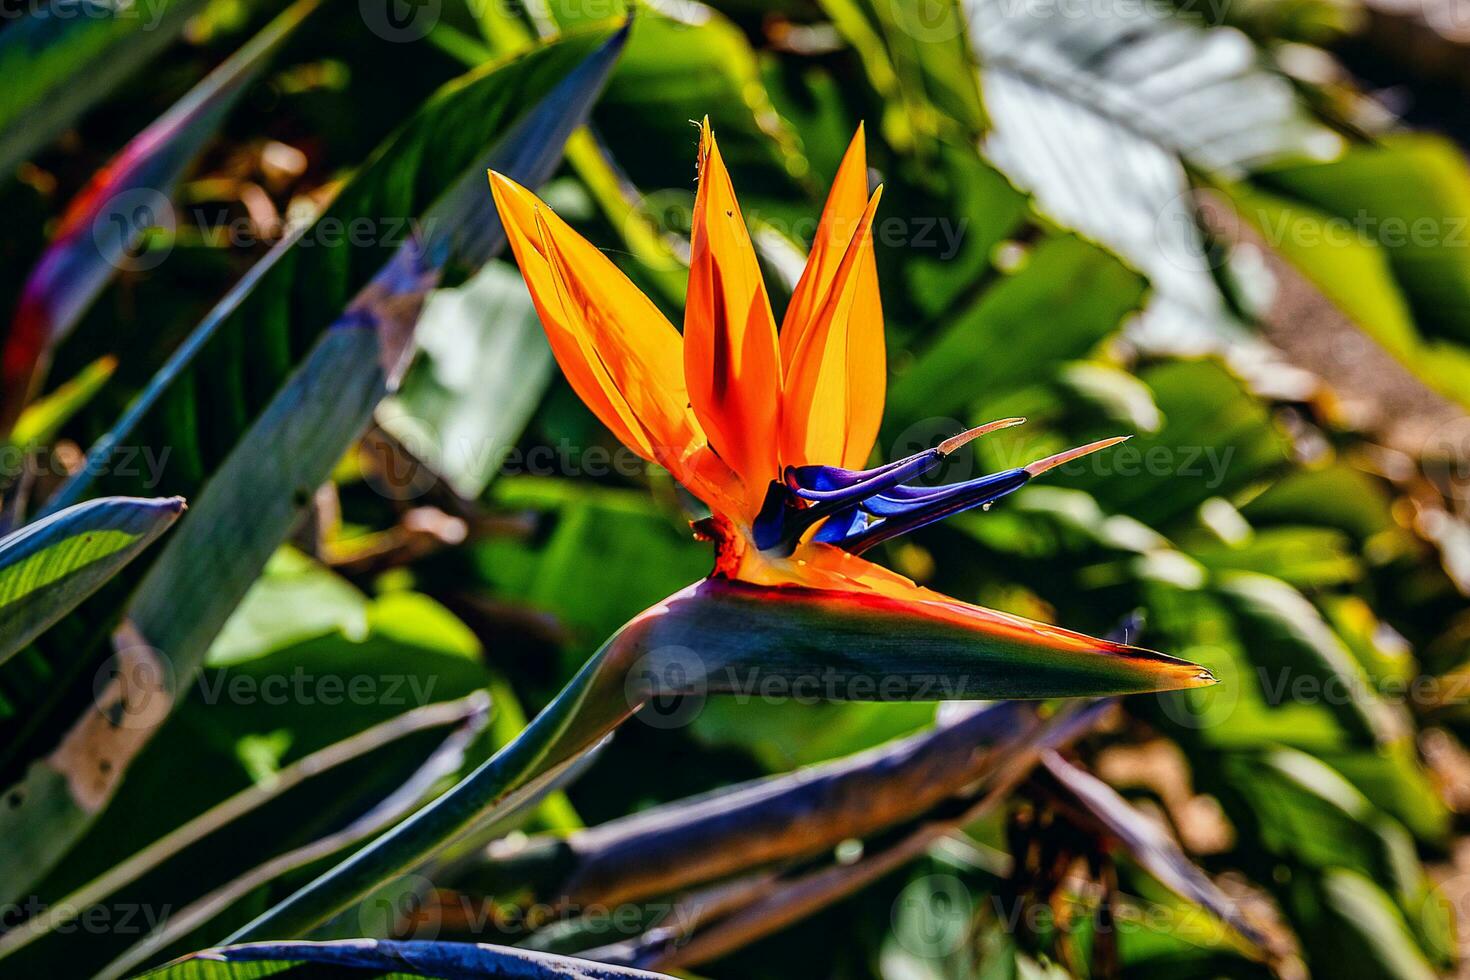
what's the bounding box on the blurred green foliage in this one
[2,0,1470,975]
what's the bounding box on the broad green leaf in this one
[1062,360,1291,526]
[964,0,1340,347]
[1215,572,1392,743]
[378,262,554,499]
[480,478,710,674]
[1144,579,1360,752]
[1185,526,1361,588]
[142,940,672,978]
[1265,134,1470,347]
[1241,463,1401,542]
[886,234,1146,427]
[0,495,182,667]
[1320,738,1451,847]
[1213,747,1435,928]
[206,548,369,666]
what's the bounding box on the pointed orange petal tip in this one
[938,417,1026,455]
[1025,436,1130,477]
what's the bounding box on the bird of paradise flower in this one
[487,119,1213,697]
[228,119,1214,944]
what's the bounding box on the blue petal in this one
[841,468,1030,553]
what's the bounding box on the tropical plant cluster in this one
[1,0,1469,976]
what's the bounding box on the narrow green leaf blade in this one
[0,496,183,667]
[1,0,322,430]
[0,0,206,174]
[139,939,675,979]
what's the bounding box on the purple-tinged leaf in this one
[0,0,322,432]
[141,939,675,979]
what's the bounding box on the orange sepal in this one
[684,120,782,515]
[491,171,738,507]
[779,183,886,471]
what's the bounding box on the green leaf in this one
[378,262,554,499]
[206,548,369,666]
[1065,360,1291,526]
[0,0,321,431]
[886,233,1146,427]
[1241,463,1401,542]
[1264,134,1470,347]
[1185,526,1361,588]
[1143,580,1360,752]
[0,25,627,905]
[480,478,711,674]
[0,0,206,175]
[1215,572,1392,742]
[1287,869,1439,980]
[1214,747,1434,924]
[0,495,183,667]
[965,0,1340,346]
[139,939,675,978]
